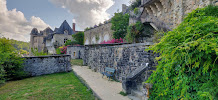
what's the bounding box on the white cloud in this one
[0,0,50,42]
[49,0,114,29]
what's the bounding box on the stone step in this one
[131,90,148,100]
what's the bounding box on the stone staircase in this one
[122,63,152,100]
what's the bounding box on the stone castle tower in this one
[30,20,77,55]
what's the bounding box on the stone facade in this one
[84,4,130,45]
[23,55,72,76]
[83,43,156,81]
[46,34,73,54]
[67,46,85,59]
[29,27,52,55]
[140,0,218,30]
[83,43,157,98]
[30,20,78,55]
[84,23,114,45]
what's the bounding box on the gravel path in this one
[72,65,130,100]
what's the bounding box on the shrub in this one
[31,48,47,56]
[0,38,26,84]
[146,5,218,100]
[64,40,79,46]
[100,38,124,44]
[125,21,153,43]
[59,46,68,54]
[56,48,61,54]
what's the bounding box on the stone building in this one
[84,22,113,45]
[67,46,85,59]
[30,20,78,55]
[84,4,130,45]
[139,0,218,31]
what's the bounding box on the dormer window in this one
[64,30,68,35]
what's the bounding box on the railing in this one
[141,0,152,6]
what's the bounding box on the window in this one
[69,51,71,54]
[64,38,68,43]
[64,30,68,35]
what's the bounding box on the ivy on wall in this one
[146,5,218,100]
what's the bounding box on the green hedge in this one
[146,5,218,100]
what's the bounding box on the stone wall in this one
[67,46,85,59]
[23,55,72,76]
[83,43,157,81]
[140,0,218,30]
[84,23,113,45]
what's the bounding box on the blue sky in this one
[6,0,130,31]
[0,0,130,41]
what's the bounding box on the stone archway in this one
[103,34,110,42]
[85,38,89,45]
[91,36,96,44]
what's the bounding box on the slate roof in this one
[30,28,39,35]
[54,20,75,35]
[43,27,53,33]
[31,20,74,41]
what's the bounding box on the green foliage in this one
[125,21,153,43]
[56,48,61,54]
[146,6,218,100]
[0,38,26,84]
[153,30,165,43]
[119,91,128,96]
[134,8,139,15]
[95,35,100,42]
[31,48,48,56]
[64,40,79,46]
[111,13,129,39]
[130,0,141,10]
[0,72,95,100]
[72,32,84,45]
[84,27,91,31]
[8,39,29,51]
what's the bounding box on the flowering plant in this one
[100,38,124,44]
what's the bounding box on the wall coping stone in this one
[24,55,70,58]
[84,42,153,47]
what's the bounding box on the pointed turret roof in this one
[30,28,39,35]
[54,20,75,35]
[43,27,53,33]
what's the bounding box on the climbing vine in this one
[146,5,218,100]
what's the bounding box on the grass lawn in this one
[71,59,83,66]
[0,72,95,100]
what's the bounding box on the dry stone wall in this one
[83,43,157,81]
[23,55,72,76]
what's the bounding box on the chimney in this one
[73,23,76,32]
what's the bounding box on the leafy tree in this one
[72,32,84,45]
[84,27,90,31]
[146,6,218,100]
[0,37,26,84]
[111,13,129,39]
[129,0,141,10]
[64,40,79,46]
